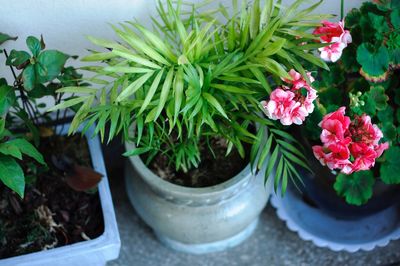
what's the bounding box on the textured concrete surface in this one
[103,141,400,266]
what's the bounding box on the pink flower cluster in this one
[312,107,389,174]
[261,70,317,126]
[313,20,352,62]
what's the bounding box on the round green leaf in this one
[37,50,69,83]
[334,171,375,206]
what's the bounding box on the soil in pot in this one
[144,137,251,187]
[0,134,104,259]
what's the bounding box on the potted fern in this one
[52,0,331,253]
[0,34,120,265]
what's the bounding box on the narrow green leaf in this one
[116,71,154,101]
[203,92,229,120]
[265,145,279,184]
[154,68,174,121]
[210,83,255,94]
[112,49,161,69]
[173,67,184,125]
[257,133,273,170]
[123,147,152,156]
[56,86,97,94]
[81,52,116,61]
[274,156,284,192]
[103,66,154,73]
[139,68,165,114]
[47,97,88,112]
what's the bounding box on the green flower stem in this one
[341,0,344,21]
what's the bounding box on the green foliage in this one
[0,155,25,198]
[0,84,16,115]
[0,33,82,197]
[307,1,400,205]
[357,44,390,81]
[6,36,69,90]
[380,146,400,184]
[52,0,330,193]
[368,86,389,111]
[334,171,375,206]
[0,33,17,49]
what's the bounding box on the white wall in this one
[0,0,365,83]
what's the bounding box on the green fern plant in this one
[51,0,332,194]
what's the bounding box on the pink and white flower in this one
[312,107,388,174]
[282,69,315,91]
[287,102,309,125]
[313,20,352,62]
[261,87,296,125]
[261,70,317,126]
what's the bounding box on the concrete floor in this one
[103,141,400,266]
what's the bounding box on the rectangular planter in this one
[0,125,121,266]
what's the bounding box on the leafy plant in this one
[51,0,331,194]
[0,33,85,197]
[305,0,400,205]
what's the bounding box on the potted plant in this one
[51,0,332,253]
[270,0,400,252]
[0,34,120,265]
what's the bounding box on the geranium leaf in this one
[380,147,400,184]
[377,106,394,123]
[334,171,374,206]
[390,8,400,28]
[368,86,389,111]
[357,44,390,82]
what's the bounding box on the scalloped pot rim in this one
[270,190,400,252]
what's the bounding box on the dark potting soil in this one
[146,138,250,187]
[0,134,104,259]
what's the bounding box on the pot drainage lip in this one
[270,185,400,252]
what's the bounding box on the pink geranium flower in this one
[319,107,351,145]
[287,102,309,125]
[304,88,318,113]
[349,143,378,172]
[319,41,346,63]
[261,87,296,125]
[261,70,317,126]
[282,69,315,91]
[313,20,352,62]
[312,107,388,174]
[350,114,384,146]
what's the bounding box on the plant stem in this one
[3,49,40,125]
[341,0,344,21]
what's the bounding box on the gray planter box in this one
[0,125,121,266]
